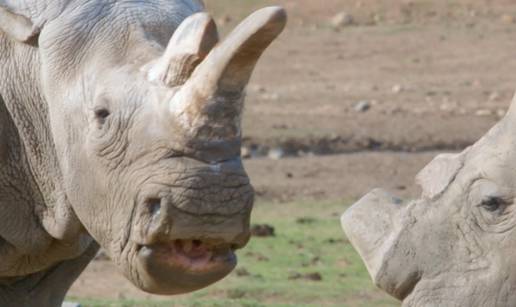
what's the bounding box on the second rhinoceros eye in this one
[480,196,507,213]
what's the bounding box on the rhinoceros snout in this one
[137,173,254,247]
[127,159,253,294]
[342,189,420,299]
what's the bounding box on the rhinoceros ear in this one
[416,150,469,199]
[0,6,40,44]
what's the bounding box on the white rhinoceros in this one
[0,1,286,306]
[342,97,516,303]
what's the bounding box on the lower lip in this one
[134,244,238,295]
[139,244,237,274]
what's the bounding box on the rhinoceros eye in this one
[480,196,507,213]
[94,107,111,124]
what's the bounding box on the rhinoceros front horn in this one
[169,6,287,139]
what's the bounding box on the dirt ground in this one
[69,0,516,303]
[212,0,516,154]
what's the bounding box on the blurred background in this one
[68,1,516,306]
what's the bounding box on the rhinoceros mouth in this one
[142,239,237,272]
[134,239,238,294]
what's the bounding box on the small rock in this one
[354,100,371,112]
[331,12,354,28]
[62,303,82,307]
[475,109,493,117]
[250,224,275,237]
[241,146,252,159]
[392,84,404,94]
[268,148,285,160]
[501,14,515,24]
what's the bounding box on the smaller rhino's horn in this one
[170,6,287,140]
[148,12,219,87]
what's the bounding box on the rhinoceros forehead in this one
[36,0,205,81]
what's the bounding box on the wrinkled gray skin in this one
[0,1,286,306]
[342,96,516,305]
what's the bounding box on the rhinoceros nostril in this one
[193,239,202,248]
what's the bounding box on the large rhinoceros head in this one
[0,1,286,295]
[342,96,516,305]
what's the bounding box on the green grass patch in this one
[70,201,397,307]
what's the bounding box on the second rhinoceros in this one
[342,95,516,303]
[0,1,286,306]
